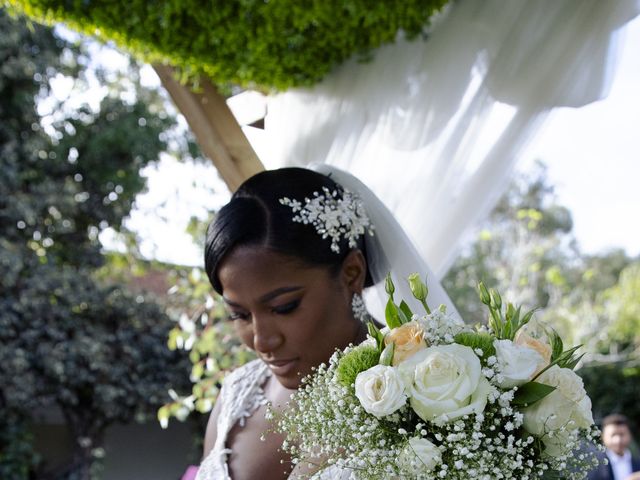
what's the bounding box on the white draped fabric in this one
[248,0,639,278]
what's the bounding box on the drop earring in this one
[351,292,371,323]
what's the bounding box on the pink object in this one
[180,465,199,480]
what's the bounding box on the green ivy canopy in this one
[7,0,447,90]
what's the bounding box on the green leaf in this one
[397,305,410,325]
[513,308,536,338]
[385,298,402,329]
[557,345,582,368]
[367,321,385,352]
[563,352,585,370]
[550,329,564,362]
[379,342,395,366]
[521,308,535,326]
[512,381,556,407]
[399,300,413,320]
[190,362,204,381]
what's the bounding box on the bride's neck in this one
[353,319,368,345]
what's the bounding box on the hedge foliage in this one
[7,0,448,90]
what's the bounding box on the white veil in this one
[312,164,461,323]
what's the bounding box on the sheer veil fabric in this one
[197,3,640,477]
[312,164,461,322]
[255,0,640,278]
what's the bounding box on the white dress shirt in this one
[606,449,633,480]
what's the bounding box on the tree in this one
[443,161,639,437]
[7,0,448,90]
[0,10,191,478]
[157,266,255,427]
[7,1,451,191]
[443,161,576,325]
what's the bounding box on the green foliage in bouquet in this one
[477,282,536,341]
[275,273,602,479]
[336,345,380,389]
[453,331,496,359]
[6,0,449,90]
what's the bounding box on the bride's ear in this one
[340,249,367,294]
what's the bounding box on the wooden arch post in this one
[153,65,265,192]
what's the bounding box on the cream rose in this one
[355,365,407,417]
[400,437,442,472]
[522,365,594,456]
[514,322,552,375]
[385,321,427,365]
[493,339,544,388]
[399,344,491,423]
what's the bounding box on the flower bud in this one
[408,273,428,302]
[385,273,395,297]
[478,282,491,305]
[490,289,502,310]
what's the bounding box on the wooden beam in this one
[153,65,265,192]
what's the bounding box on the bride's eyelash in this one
[228,300,300,321]
[228,311,250,321]
[272,300,300,315]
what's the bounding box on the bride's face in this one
[218,245,362,389]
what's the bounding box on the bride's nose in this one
[252,317,284,354]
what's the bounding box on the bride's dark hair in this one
[204,167,372,293]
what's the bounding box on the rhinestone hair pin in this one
[279,186,375,254]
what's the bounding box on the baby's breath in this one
[273,297,603,479]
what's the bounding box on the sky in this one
[520,15,640,257]
[87,15,640,267]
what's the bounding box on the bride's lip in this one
[265,358,299,376]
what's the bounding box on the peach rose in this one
[514,322,552,375]
[385,321,427,366]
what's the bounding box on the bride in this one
[195,166,458,480]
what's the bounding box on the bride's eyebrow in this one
[258,286,303,303]
[223,286,304,307]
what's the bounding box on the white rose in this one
[400,437,442,472]
[354,364,407,417]
[399,344,491,423]
[522,365,594,456]
[493,339,544,388]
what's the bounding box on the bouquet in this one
[274,274,602,479]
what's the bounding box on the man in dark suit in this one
[589,414,640,480]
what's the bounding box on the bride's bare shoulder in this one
[202,359,266,459]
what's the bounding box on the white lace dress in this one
[195,359,354,480]
[196,359,271,480]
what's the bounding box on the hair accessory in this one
[351,292,371,323]
[279,187,374,254]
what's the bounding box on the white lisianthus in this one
[493,339,544,388]
[400,437,442,472]
[354,364,407,417]
[522,365,594,456]
[399,344,491,423]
